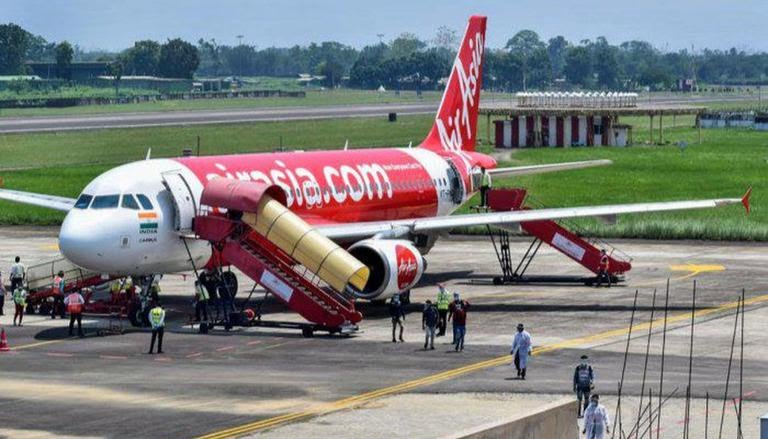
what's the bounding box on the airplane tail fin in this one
[419,15,487,153]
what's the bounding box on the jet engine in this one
[347,239,425,300]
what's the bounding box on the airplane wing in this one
[488,159,612,178]
[318,191,751,240]
[0,188,76,212]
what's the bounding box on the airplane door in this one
[161,171,198,234]
[445,160,465,205]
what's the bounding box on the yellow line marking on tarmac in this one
[196,292,768,439]
[669,264,725,274]
[42,243,59,251]
[11,339,69,351]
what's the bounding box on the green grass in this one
[0,89,441,118]
[0,113,766,241]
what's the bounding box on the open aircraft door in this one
[161,170,198,234]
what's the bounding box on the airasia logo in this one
[396,244,419,290]
[435,31,483,153]
[205,160,393,208]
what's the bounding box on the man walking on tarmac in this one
[64,289,85,337]
[12,285,26,326]
[435,284,451,336]
[194,279,210,325]
[448,292,470,344]
[148,302,166,354]
[511,323,532,379]
[9,256,25,292]
[573,354,595,418]
[389,295,405,343]
[421,300,438,350]
[51,270,66,319]
[582,394,611,439]
[595,249,611,288]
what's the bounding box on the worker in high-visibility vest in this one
[436,284,451,337]
[479,167,492,207]
[64,290,85,337]
[12,286,27,327]
[148,303,166,354]
[51,270,66,319]
[595,249,611,288]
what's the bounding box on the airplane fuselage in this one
[58,147,493,276]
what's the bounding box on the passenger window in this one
[136,194,154,210]
[121,194,140,210]
[74,194,93,209]
[91,194,119,209]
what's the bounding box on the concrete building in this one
[482,92,705,148]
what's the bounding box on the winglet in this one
[742,186,752,215]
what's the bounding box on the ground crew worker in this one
[0,271,5,316]
[582,394,610,439]
[448,293,469,344]
[51,270,66,319]
[421,300,438,350]
[450,300,467,351]
[194,279,210,324]
[389,295,405,343]
[64,289,85,337]
[9,256,25,292]
[595,249,611,288]
[511,323,532,379]
[479,166,492,207]
[148,303,166,354]
[12,286,27,326]
[436,284,451,336]
[574,354,595,418]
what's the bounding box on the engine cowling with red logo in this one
[347,239,425,300]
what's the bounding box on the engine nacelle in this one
[348,239,425,300]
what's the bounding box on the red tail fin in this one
[420,15,487,153]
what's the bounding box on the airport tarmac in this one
[0,227,766,438]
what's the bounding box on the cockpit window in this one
[91,194,119,209]
[121,194,140,210]
[136,194,154,210]
[74,194,93,209]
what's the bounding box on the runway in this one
[0,230,766,438]
[0,103,438,134]
[0,93,760,134]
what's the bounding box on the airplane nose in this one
[59,211,107,270]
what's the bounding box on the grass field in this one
[0,113,765,240]
[0,89,441,118]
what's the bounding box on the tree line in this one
[2,22,768,90]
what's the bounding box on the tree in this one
[108,60,123,97]
[26,34,56,62]
[591,37,620,89]
[158,38,199,79]
[505,30,547,90]
[223,44,255,76]
[55,41,74,79]
[124,40,160,75]
[0,23,30,75]
[389,33,426,59]
[547,36,568,79]
[432,26,458,50]
[564,46,593,87]
[197,38,223,76]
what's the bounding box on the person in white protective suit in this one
[510,323,532,379]
[582,394,610,439]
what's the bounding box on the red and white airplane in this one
[0,15,748,302]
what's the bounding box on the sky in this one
[3,0,767,53]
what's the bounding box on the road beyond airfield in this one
[0,228,766,438]
[0,93,760,134]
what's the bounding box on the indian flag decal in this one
[138,211,158,234]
